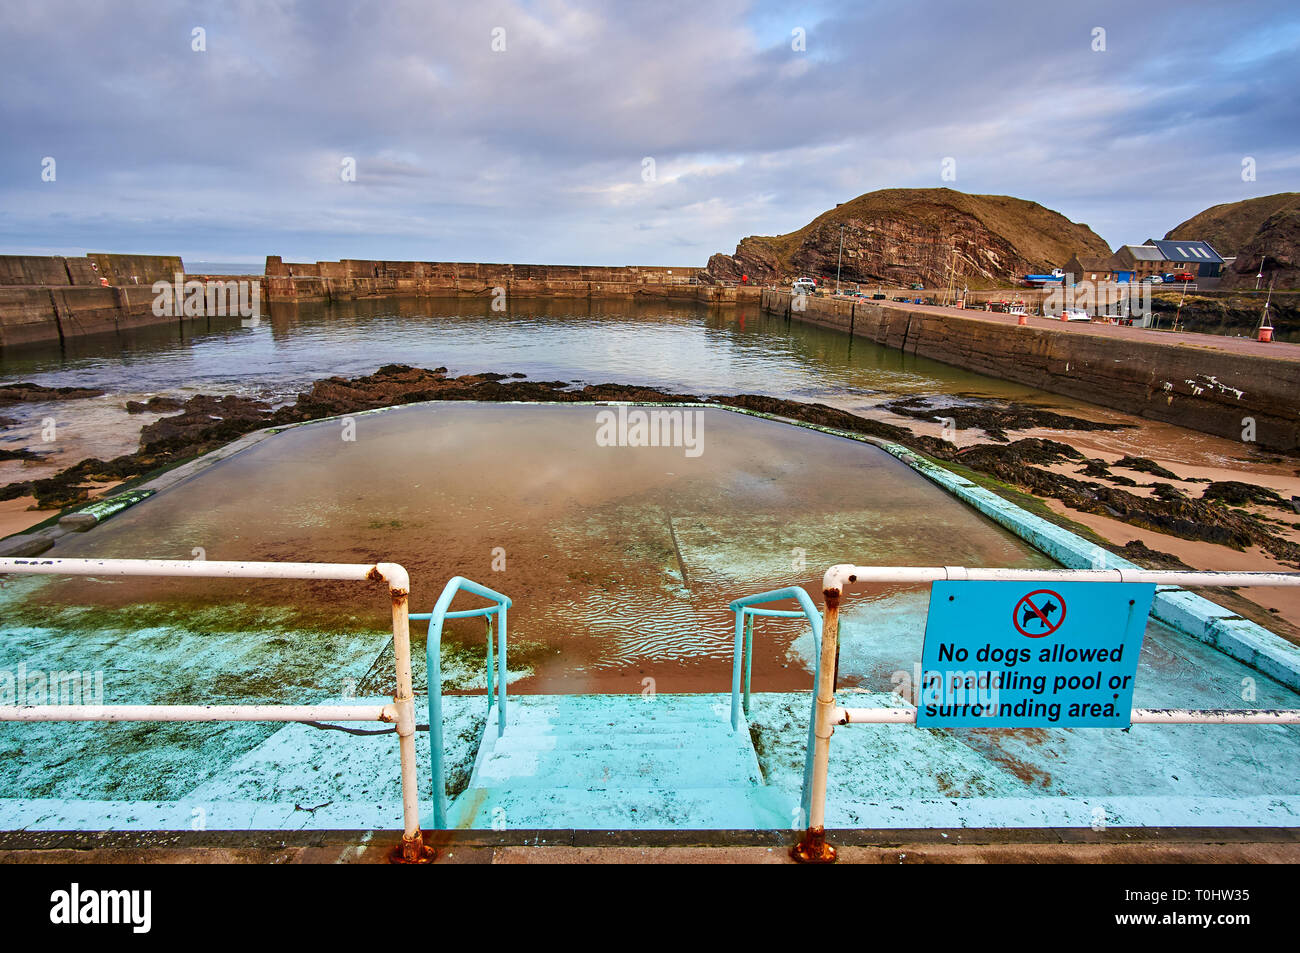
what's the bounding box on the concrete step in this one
[446,784,797,830]
[496,698,736,732]
[486,730,734,755]
[474,746,762,788]
[492,718,739,735]
[455,693,772,828]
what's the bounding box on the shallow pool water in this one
[4,404,1053,697]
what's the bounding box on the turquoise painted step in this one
[475,747,761,788]
[492,700,737,729]
[448,784,795,830]
[486,730,730,754]
[445,693,788,830]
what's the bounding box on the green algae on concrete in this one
[61,488,155,528]
[0,695,485,832]
[746,687,1300,829]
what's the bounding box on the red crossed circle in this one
[1013,589,1066,638]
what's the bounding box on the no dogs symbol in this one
[1013,589,1066,638]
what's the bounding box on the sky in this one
[1,0,1298,266]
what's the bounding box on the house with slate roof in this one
[1142,239,1225,278]
[1108,243,1170,281]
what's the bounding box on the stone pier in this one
[761,288,1300,452]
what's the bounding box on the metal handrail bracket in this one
[420,575,512,830]
[727,586,823,826]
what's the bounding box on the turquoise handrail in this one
[727,586,824,826]
[411,576,512,830]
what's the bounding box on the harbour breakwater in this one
[760,288,1300,453]
[0,253,251,349]
[0,254,762,349]
[264,256,732,302]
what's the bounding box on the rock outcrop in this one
[1166,192,1300,258]
[1220,205,1300,291]
[705,188,1110,288]
[1165,193,1300,290]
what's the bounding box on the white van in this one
[791,278,817,296]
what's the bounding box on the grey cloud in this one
[1,0,1297,263]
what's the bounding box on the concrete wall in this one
[0,254,181,288]
[263,256,714,302]
[0,255,82,286]
[86,254,183,287]
[0,277,260,349]
[0,252,758,349]
[762,288,1300,452]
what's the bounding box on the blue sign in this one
[916,580,1155,728]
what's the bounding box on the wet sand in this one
[0,496,41,537]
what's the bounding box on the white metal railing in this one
[0,556,434,863]
[791,563,1300,863]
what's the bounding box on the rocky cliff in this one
[1166,192,1300,258]
[1221,205,1300,291]
[1166,193,1300,291]
[705,188,1110,289]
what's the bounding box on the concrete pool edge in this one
[4,796,1300,833]
[1,825,1297,851]
[18,395,1300,693]
[865,440,1300,694]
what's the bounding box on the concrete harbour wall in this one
[262,256,748,304]
[0,253,761,349]
[761,288,1300,452]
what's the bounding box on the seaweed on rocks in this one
[1201,481,1294,511]
[0,382,105,404]
[1150,482,1189,502]
[712,393,912,442]
[1113,540,1195,571]
[1072,458,1138,486]
[125,396,186,414]
[1113,456,1181,480]
[883,396,1131,441]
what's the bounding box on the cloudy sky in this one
[2,0,1297,266]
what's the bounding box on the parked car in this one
[1141,275,1164,283]
[791,278,816,296]
[1061,309,1091,321]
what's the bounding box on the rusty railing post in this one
[380,564,435,864]
[791,576,845,864]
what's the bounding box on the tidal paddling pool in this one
[1,403,1298,830]
[1,403,1055,697]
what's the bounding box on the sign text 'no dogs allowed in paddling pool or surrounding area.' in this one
[917,581,1157,728]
